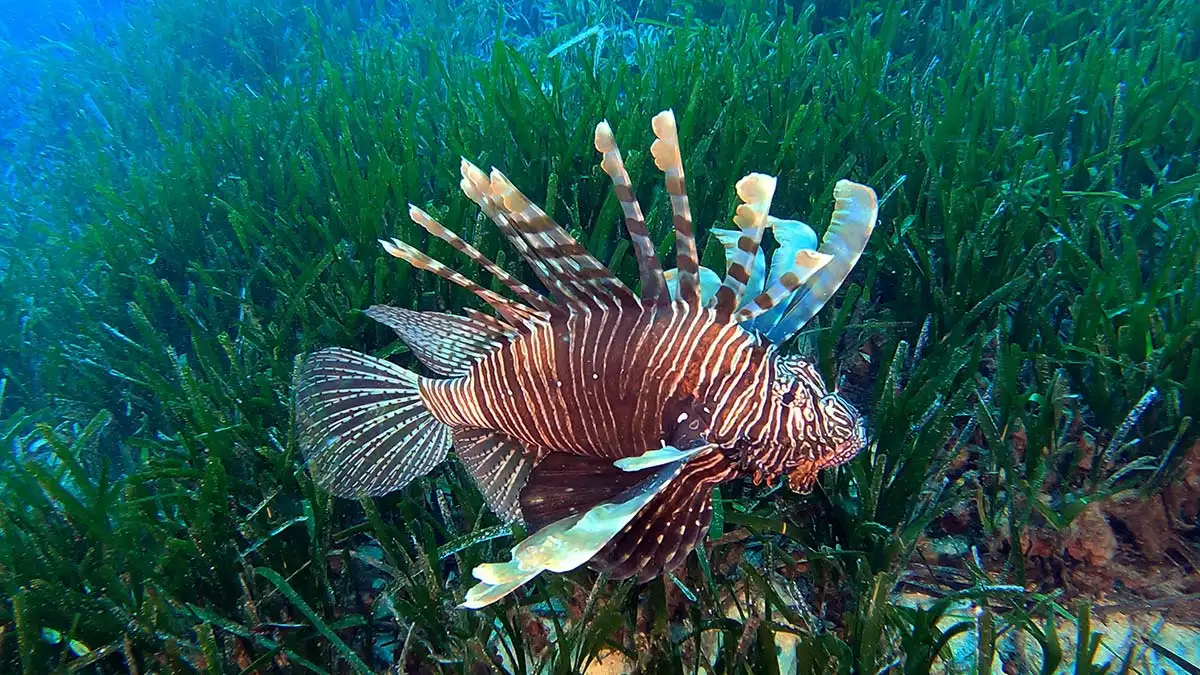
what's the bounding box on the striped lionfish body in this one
[296,111,878,608]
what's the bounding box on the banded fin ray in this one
[733,249,833,324]
[749,217,820,332]
[407,205,555,314]
[709,227,766,307]
[650,110,702,307]
[364,305,509,378]
[766,180,878,343]
[711,173,777,321]
[481,165,638,310]
[594,120,669,305]
[453,428,536,523]
[379,238,538,328]
[460,159,566,302]
[295,348,451,496]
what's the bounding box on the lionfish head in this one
[769,355,866,489]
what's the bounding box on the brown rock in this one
[1021,527,1060,560]
[1065,503,1116,568]
[940,502,972,534]
[1104,493,1172,562]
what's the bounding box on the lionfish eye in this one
[781,391,795,405]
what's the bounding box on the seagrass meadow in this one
[0,0,1198,672]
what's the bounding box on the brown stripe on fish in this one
[650,111,702,307]
[594,120,670,305]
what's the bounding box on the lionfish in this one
[295,110,877,609]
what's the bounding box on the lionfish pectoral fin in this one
[364,306,509,378]
[750,216,820,330]
[460,455,695,609]
[591,449,733,583]
[786,463,819,494]
[520,453,657,532]
[452,428,537,524]
[612,444,705,472]
[295,348,451,497]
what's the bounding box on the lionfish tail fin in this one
[766,180,878,343]
[650,110,702,307]
[711,173,777,320]
[364,306,512,378]
[594,120,669,305]
[295,348,451,497]
[378,238,536,327]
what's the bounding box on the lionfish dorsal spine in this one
[378,238,534,328]
[710,173,777,321]
[594,120,670,306]
[459,158,568,305]
[486,167,638,310]
[650,110,703,308]
[407,204,554,313]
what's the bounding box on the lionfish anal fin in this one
[453,427,537,524]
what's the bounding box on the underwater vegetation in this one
[0,0,1197,672]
